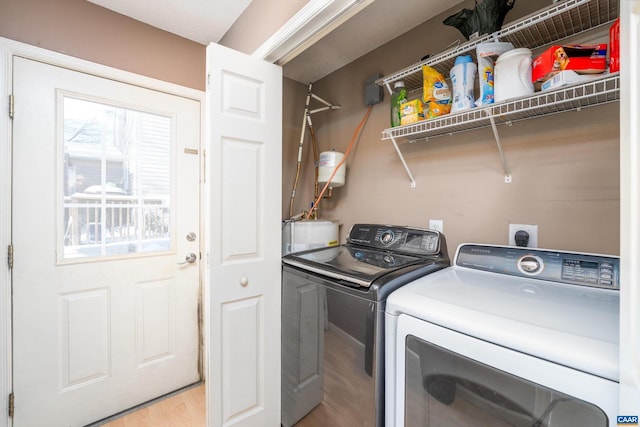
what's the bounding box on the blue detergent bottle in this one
[450,55,477,113]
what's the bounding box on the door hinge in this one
[8,392,14,417]
[7,244,13,269]
[9,95,14,119]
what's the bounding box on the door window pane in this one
[62,96,172,259]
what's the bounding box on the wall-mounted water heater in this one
[318,150,346,188]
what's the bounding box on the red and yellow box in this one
[532,44,607,83]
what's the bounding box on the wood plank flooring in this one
[96,384,206,427]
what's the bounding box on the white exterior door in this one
[620,0,640,415]
[205,43,282,427]
[11,57,202,426]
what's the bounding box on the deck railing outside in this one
[63,193,170,258]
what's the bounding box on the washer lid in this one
[283,245,423,287]
[386,266,620,381]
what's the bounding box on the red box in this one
[610,18,620,73]
[532,44,607,83]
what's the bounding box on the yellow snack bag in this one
[400,99,424,125]
[422,65,452,118]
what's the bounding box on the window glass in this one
[62,97,172,259]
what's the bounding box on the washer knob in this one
[380,230,395,245]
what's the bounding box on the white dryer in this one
[385,244,620,427]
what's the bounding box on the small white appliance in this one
[282,220,339,255]
[385,244,620,426]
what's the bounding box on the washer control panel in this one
[347,224,443,256]
[456,244,619,290]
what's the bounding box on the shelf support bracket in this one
[389,135,416,188]
[487,112,512,183]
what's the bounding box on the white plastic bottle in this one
[494,48,534,102]
[450,55,477,113]
[476,41,514,106]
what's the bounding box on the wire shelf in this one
[382,73,619,141]
[375,0,618,93]
[376,0,618,186]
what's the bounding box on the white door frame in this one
[0,37,205,427]
[619,2,640,414]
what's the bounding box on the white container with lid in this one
[494,48,535,102]
[282,220,339,255]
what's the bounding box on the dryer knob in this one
[519,255,543,275]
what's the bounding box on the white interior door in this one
[206,43,282,427]
[11,56,202,426]
[620,1,640,414]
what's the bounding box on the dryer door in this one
[393,315,618,427]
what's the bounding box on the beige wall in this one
[283,0,620,257]
[0,0,206,90]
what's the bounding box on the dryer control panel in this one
[347,224,444,256]
[455,244,620,290]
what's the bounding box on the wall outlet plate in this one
[508,224,538,247]
[429,219,444,233]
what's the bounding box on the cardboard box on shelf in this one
[532,44,607,83]
[540,70,603,91]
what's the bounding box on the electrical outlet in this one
[508,224,538,247]
[429,219,444,233]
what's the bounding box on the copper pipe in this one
[288,84,313,218]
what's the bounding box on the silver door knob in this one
[178,252,197,265]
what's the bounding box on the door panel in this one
[222,297,261,418]
[136,278,176,366]
[221,138,262,261]
[206,42,282,427]
[60,289,110,389]
[12,57,201,426]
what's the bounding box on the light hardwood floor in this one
[97,384,206,427]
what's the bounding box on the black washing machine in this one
[281,224,449,427]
